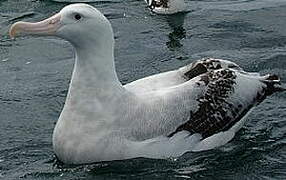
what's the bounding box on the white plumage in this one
[9,4,284,164]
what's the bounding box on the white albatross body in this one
[9,3,284,164]
[145,0,186,14]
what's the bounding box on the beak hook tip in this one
[9,23,19,39]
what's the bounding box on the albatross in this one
[9,3,285,164]
[145,0,186,14]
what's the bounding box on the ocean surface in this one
[1,0,286,179]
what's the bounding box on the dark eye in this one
[74,13,82,20]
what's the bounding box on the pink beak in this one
[9,13,61,38]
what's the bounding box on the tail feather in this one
[261,74,286,95]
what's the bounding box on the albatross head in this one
[9,3,113,48]
[9,3,120,84]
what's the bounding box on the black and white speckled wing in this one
[125,58,284,140]
[168,68,284,139]
[125,58,242,94]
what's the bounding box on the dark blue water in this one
[1,0,286,179]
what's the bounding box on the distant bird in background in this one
[145,0,187,14]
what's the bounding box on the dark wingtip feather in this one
[274,85,286,92]
[261,74,286,95]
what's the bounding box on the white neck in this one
[65,33,126,106]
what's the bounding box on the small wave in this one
[7,12,35,23]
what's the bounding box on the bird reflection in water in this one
[166,12,187,51]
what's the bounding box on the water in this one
[1,0,286,179]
